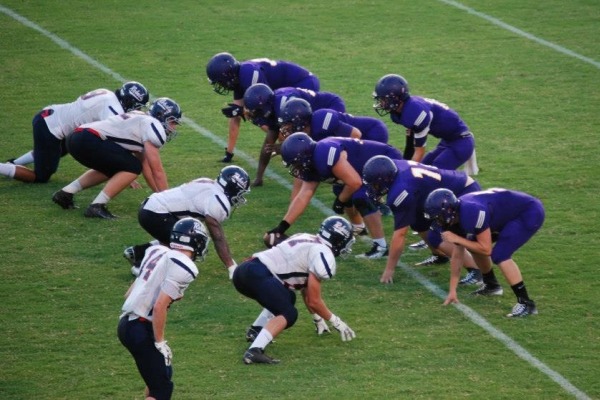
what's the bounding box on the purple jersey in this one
[310,109,389,143]
[457,188,545,264]
[458,189,543,238]
[234,58,319,100]
[386,160,471,230]
[311,138,402,183]
[390,95,470,147]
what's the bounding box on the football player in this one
[233,216,356,364]
[362,155,482,284]
[206,52,320,164]
[373,74,480,264]
[266,133,403,259]
[51,97,181,219]
[241,84,346,187]
[278,98,389,144]
[118,217,209,399]
[424,188,544,317]
[123,165,251,279]
[0,82,149,183]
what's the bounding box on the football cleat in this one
[84,203,117,219]
[459,269,483,285]
[123,247,136,266]
[355,243,388,259]
[245,325,263,342]
[243,347,280,365]
[415,255,449,266]
[506,300,538,318]
[221,149,234,163]
[471,284,503,296]
[52,190,77,209]
[408,240,428,251]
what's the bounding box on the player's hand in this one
[154,340,173,366]
[221,103,245,120]
[312,314,331,335]
[332,197,351,215]
[329,314,356,342]
[443,291,459,305]
[129,180,142,189]
[380,269,394,284]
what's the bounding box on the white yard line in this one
[0,4,592,399]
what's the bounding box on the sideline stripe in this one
[437,0,600,69]
[0,5,591,399]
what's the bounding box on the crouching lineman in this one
[118,218,210,399]
[232,216,356,364]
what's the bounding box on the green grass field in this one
[1,1,599,399]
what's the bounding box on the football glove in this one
[221,103,245,120]
[154,340,173,366]
[312,314,331,335]
[329,314,356,342]
[332,197,352,214]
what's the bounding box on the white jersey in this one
[143,178,232,222]
[121,245,198,321]
[79,110,168,152]
[255,233,336,289]
[44,88,124,140]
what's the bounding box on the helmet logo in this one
[129,86,145,102]
[230,172,248,189]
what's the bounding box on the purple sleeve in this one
[311,109,352,141]
[313,141,341,179]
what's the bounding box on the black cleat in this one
[245,325,263,342]
[84,203,117,219]
[242,347,280,365]
[52,190,77,209]
[221,149,234,163]
[471,284,503,296]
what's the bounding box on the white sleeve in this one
[143,117,168,148]
[307,245,337,281]
[161,253,198,300]
[206,193,231,222]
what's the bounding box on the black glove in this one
[221,103,245,120]
[403,129,415,160]
[332,197,351,214]
[221,148,234,163]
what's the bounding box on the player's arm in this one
[380,225,409,284]
[331,152,362,203]
[411,146,426,163]
[254,128,278,187]
[302,272,331,320]
[226,99,243,154]
[152,291,173,343]
[142,141,168,192]
[204,215,236,270]
[443,243,466,305]
[442,228,492,256]
[281,180,320,226]
[403,129,415,159]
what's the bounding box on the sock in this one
[13,151,34,165]
[511,281,530,303]
[351,223,365,235]
[373,238,387,248]
[92,190,111,205]
[250,328,273,350]
[251,308,275,328]
[482,270,499,286]
[63,180,83,194]
[0,163,17,178]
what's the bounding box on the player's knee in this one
[282,307,299,329]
